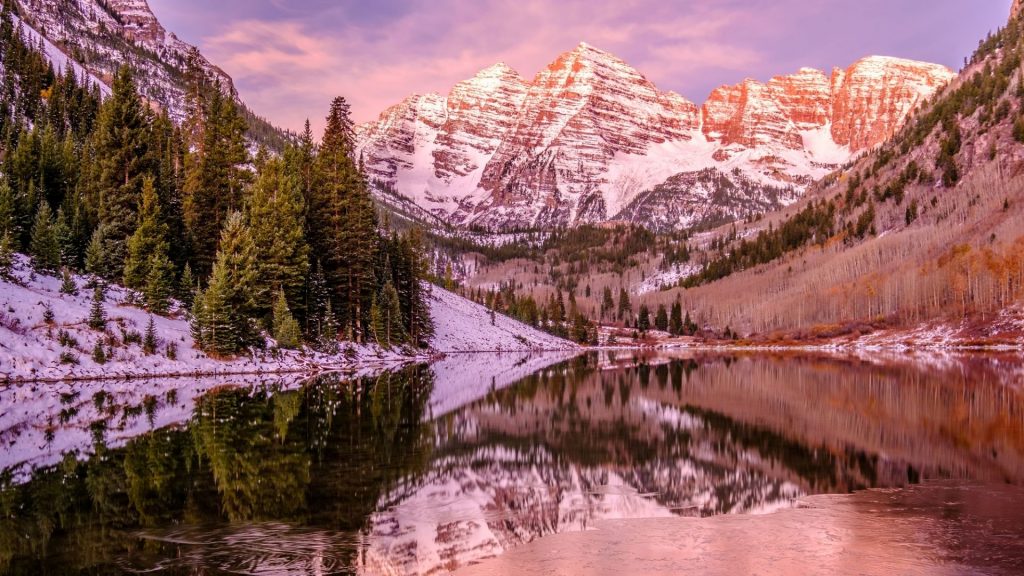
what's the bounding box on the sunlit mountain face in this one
[2,352,1022,574]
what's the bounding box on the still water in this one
[1,351,1023,575]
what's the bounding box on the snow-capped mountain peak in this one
[357,44,954,231]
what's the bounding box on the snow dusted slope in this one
[14,0,232,122]
[0,256,415,383]
[0,257,573,383]
[427,284,577,353]
[358,45,954,231]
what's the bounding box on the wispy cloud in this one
[150,0,1011,133]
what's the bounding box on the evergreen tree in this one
[246,157,308,318]
[371,280,405,348]
[123,176,169,289]
[272,288,302,349]
[0,178,14,238]
[655,304,669,332]
[29,200,59,271]
[637,304,651,333]
[190,287,207,347]
[183,89,251,275]
[84,226,107,278]
[53,207,76,268]
[143,316,157,355]
[669,301,683,336]
[178,262,196,308]
[92,340,107,364]
[59,267,77,295]
[0,231,13,279]
[683,311,697,335]
[92,67,152,277]
[617,288,632,322]
[191,212,259,355]
[310,96,378,342]
[305,260,331,340]
[87,285,106,330]
[144,251,175,314]
[600,286,615,321]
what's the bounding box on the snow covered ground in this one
[0,255,574,383]
[632,263,702,295]
[428,285,577,353]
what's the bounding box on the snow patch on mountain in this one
[357,46,953,231]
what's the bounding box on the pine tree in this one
[191,212,259,355]
[371,280,405,348]
[617,288,632,322]
[87,285,106,330]
[0,231,13,279]
[0,178,15,238]
[29,200,59,271]
[190,287,207,347]
[669,301,683,336]
[637,304,651,333]
[601,286,615,321]
[84,227,107,278]
[53,207,76,268]
[310,96,378,342]
[143,316,157,355]
[183,89,251,275]
[246,157,308,318]
[318,300,339,353]
[305,260,331,340]
[91,340,107,364]
[123,176,169,290]
[272,288,302,349]
[59,267,77,295]
[92,67,152,277]
[144,251,175,314]
[684,311,697,335]
[178,262,196,308]
[655,304,669,332]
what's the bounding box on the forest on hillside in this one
[0,2,433,355]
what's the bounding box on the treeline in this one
[682,200,836,288]
[0,2,432,355]
[462,281,599,344]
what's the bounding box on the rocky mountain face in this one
[10,0,289,149]
[12,0,231,121]
[357,44,953,231]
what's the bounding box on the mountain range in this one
[356,43,953,231]
[13,0,954,233]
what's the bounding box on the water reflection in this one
[0,352,1022,574]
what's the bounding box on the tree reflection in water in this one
[1,352,1022,575]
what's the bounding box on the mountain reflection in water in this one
[0,352,1022,575]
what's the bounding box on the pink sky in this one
[150,0,1012,133]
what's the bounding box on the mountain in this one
[10,0,290,148]
[357,44,953,231]
[635,8,1024,339]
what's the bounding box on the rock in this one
[356,44,954,232]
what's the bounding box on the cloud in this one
[189,0,1010,133]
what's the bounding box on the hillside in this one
[638,8,1024,340]
[8,0,291,149]
[0,255,574,383]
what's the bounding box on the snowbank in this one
[427,284,578,353]
[0,256,574,383]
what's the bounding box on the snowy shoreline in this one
[1,255,576,384]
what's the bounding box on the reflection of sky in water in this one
[1,352,1023,575]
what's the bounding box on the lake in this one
[1,351,1023,575]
